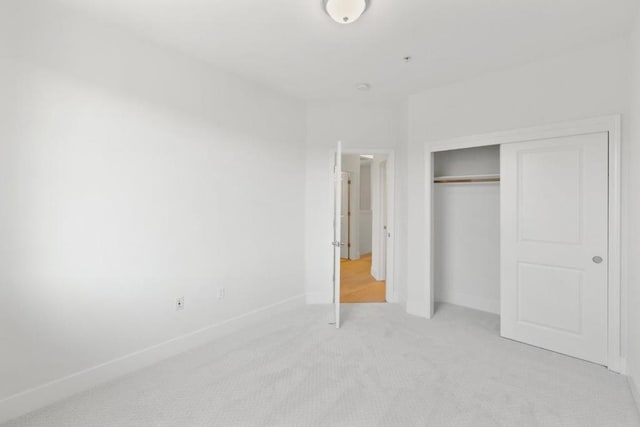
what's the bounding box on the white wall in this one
[628,9,640,406]
[0,0,306,412]
[433,146,500,177]
[360,162,372,211]
[433,146,500,314]
[406,38,631,318]
[433,185,500,313]
[359,162,372,255]
[359,211,372,255]
[305,99,407,304]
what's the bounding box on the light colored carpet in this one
[5,303,640,427]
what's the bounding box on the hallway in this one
[340,253,386,303]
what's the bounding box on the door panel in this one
[518,148,583,244]
[332,141,342,328]
[340,172,349,259]
[517,263,583,334]
[501,132,608,364]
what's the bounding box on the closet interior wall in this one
[433,145,501,314]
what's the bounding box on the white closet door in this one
[500,132,608,364]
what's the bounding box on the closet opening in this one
[433,145,501,315]
[425,117,622,369]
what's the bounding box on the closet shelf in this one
[433,174,500,184]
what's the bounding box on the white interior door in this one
[500,132,609,364]
[340,172,349,259]
[332,141,342,328]
[379,161,387,280]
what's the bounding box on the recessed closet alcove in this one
[433,145,500,314]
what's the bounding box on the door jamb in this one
[423,115,623,372]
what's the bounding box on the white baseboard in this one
[436,291,500,315]
[406,299,431,319]
[306,291,332,304]
[0,294,306,425]
[609,354,627,375]
[628,364,640,416]
[385,290,398,304]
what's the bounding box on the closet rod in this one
[433,174,500,184]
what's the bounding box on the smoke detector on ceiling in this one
[323,0,369,24]
[356,83,371,91]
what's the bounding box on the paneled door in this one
[332,141,342,328]
[500,132,608,364]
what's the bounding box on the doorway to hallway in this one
[341,254,385,302]
[339,153,388,303]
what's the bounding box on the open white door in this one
[379,160,387,280]
[340,172,349,259]
[500,132,609,364]
[332,141,342,328]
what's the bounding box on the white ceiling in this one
[55,0,638,101]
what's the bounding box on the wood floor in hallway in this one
[340,253,386,303]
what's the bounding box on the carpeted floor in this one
[5,303,640,427]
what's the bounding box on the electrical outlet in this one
[217,288,225,300]
[176,297,184,310]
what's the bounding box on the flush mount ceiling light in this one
[324,0,369,24]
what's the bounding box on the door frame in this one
[423,115,623,372]
[377,160,388,281]
[333,148,397,303]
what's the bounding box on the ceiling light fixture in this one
[324,0,369,24]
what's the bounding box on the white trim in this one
[628,364,640,416]
[306,291,332,304]
[331,148,397,303]
[406,299,431,318]
[608,115,623,373]
[429,115,621,152]
[0,294,306,424]
[631,379,640,416]
[334,141,342,327]
[371,160,386,281]
[436,292,500,315]
[424,115,624,372]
